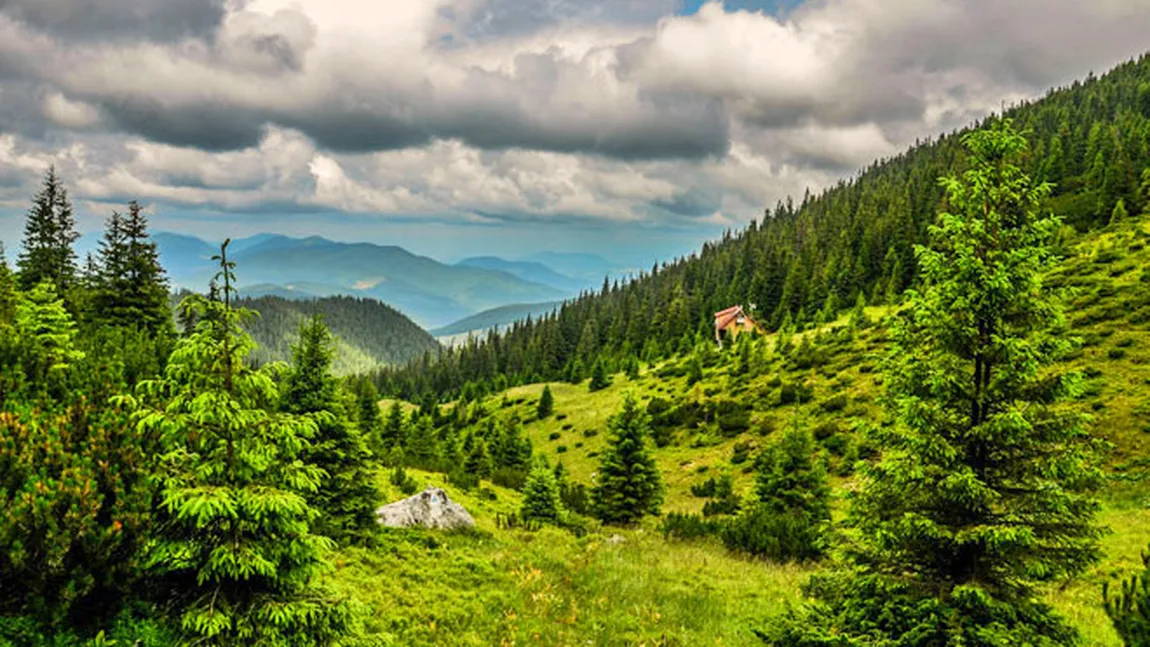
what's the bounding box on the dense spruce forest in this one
[372,53,1150,401]
[3,54,1150,647]
[173,291,441,376]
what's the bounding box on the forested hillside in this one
[373,53,1150,400]
[233,294,438,375]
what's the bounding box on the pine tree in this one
[0,244,15,326]
[463,436,492,480]
[592,394,663,525]
[849,292,869,330]
[765,120,1102,645]
[124,241,353,644]
[17,167,78,296]
[537,384,554,419]
[380,398,404,450]
[686,353,704,386]
[14,281,85,379]
[588,358,611,392]
[281,314,382,543]
[753,424,830,521]
[1111,197,1129,225]
[520,460,564,524]
[94,202,171,333]
[404,414,440,470]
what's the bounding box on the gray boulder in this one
[375,487,475,530]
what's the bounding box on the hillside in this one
[152,234,567,327]
[455,257,587,294]
[430,300,565,338]
[221,293,440,375]
[376,53,1150,400]
[346,215,1150,646]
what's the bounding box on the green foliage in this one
[765,120,1103,644]
[281,314,383,544]
[1104,544,1150,645]
[721,506,824,562]
[124,242,354,645]
[588,359,611,392]
[520,460,565,524]
[660,512,724,540]
[13,282,85,381]
[591,394,664,525]
[537,384,554,419]
[390,465,419,496]
[0,392,155,625]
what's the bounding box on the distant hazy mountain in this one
[149,233,565,328]
[431,301,564,338]
[456,256,586,294]
[520,251,620,283]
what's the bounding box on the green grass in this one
[349,218,1150,645]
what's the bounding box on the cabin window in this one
[736,316,745,324]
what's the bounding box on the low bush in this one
[721,505,825,562]
[660,512,725,540]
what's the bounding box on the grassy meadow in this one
[336,218,1150,646]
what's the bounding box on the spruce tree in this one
[281,314,382,543]
[463,436,493,480]
[0,245,15,325]
[1111,197,1129,225]
[753,424,830,521]
[764,120,1102,645]
[95,202,171,333]
[592,394,663,525]
[17,166,78,295]
[125,241,353,644]
[588,358,611,392]
[537,384,554,419]
[520,460,564,524]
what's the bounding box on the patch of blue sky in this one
[677,0,804,17]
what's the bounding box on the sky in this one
[1,0,1150,265]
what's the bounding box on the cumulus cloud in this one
[1,0,1149,237]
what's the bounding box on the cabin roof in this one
[714,305,752,330]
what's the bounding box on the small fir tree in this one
[1104,545,1150,645]
[520,460,565,524]
[588,358,611,392]
[592,394,664,525]
[537,384,554,418]
[1111,198,1129,225]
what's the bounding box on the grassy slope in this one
[339,218,1150,646]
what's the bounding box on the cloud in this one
[2,0,1150,242]
[0,0,231,42]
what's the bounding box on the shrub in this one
[820,393,848,412]
[1109,348,1128,360]
[448,468,479,491]
[721,506,824,561]
[583,428,599,438]
[731,441,752,465]
[660,512,724,540]
[548,431,562,441]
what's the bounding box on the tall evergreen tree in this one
[281,314,382,543]
[0,244,15,325]
[125,241,353,644]
[94,202,171,333]
[17,166,78,295]
[591,394,663,525]
[765,120,1103,645]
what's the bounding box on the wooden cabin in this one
[714,305,763,348]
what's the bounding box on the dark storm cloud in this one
[0,0,231,42]
[100,98,267,151]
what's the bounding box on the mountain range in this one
[84,232,623,329]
